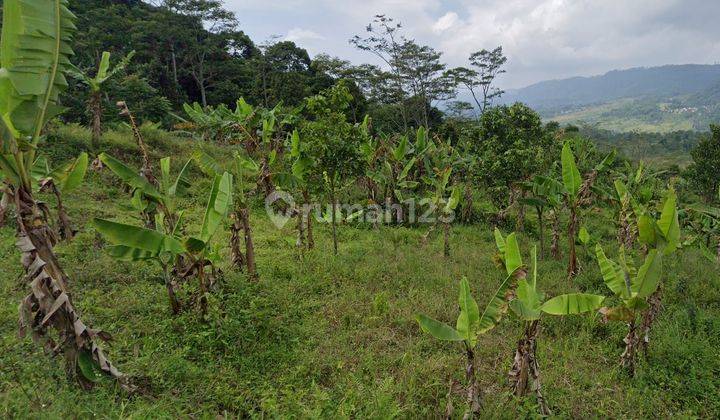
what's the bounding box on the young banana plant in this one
[421,140,462,256]
[495,231,605,415]
[274,129,317,250]
[97,152,222,314]
[416,264,519,419]
[519,175,563,259]
[193,148,260,279]
[0,0,129,388]
[561,142,615,277]
[69,50,135,149]
[421,165,461,256]
[596,190,680,375]
[95,160,232,317]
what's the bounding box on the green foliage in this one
[0,0,75,141]
[685,124,720,202]
[494,232,605,320]
[474,103,556,208]
[562,141,582,199]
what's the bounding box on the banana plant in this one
[495,231,605,415]
[0,180,9,227]
[422,165,461,257]
[416,243,521,419]
[274,129,318,250]
[420,139,463,256]
[519,175,563,259]
[194,148,260,279]
[561,142,615,277]
[0,0,129,388]
[95,164,232,317]
[70,50,135,149]
[97,152,206,313]
[595,190,680,376]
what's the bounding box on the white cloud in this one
[284,28,325,43]
[432,11,459,34]
[226,0,720,88]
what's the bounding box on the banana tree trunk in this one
[551,210,561,260]
[163,265,181,315]
[14,185,126,389]
[462,347,481,420]
[567,205,579,277]
[0,187,11,227]
[229,211,245,270]
[240,207,257,280]
[508,320,550,416]
[460,181,473,224]
[617,209,635,248]
[296,206,305,249]
[537,207,545,259]
[90,91,102,151]
[621,318,639,377]
[640,287,663,357]
[197,258,208,317]
[330,180,338,255]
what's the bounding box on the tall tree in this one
[394,40,457,127]
[350,15,410,130]
[301,82,365,255]
[450,46,507,114]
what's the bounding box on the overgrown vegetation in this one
[1,0,719,418]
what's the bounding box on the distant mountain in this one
[502,64,720,132]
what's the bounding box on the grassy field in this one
[547,98,695,133]
[1,127,719,418]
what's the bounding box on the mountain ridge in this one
[502,64,720,132]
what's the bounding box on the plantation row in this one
[1,0,719,417]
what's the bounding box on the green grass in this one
[547,98,696,133]
[1,128,719,418]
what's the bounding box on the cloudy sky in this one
[228,0,720,89]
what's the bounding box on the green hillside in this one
[546,97,720,133]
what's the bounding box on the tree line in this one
[44,1,508,134]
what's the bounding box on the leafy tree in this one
[0,0,126,388]
[474,103,555,215]
[301,82,365,254]
[252,40,317,108]
[449,46,507,113]
[394,40,457,127]
[70,50,135,149]
[351,15,457,131]
[685,124,720,202]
